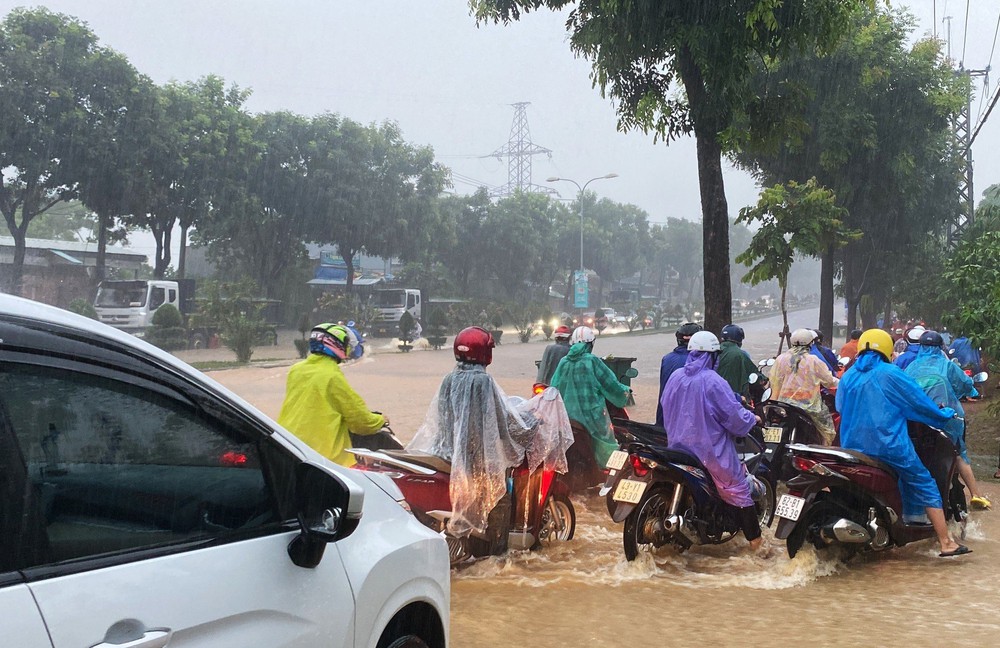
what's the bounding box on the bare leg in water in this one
[927,507,963,555]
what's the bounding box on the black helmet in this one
[720,324,745,345]
[918,330,944,347]
[850,329,862,340]
[676,322,702,346]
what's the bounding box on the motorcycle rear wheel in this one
[538,494,576,543]
[623,484,679,561]
[755,477,776,528]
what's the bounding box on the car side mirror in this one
[288,462,363,569]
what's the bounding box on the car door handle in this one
[91,620,173,648]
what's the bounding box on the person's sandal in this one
[939,544,972,558]
[971,495,992,510]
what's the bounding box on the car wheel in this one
[383,635,429,648]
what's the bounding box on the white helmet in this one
[790,328,817,347]
[905,326,926,343]
[570,326,596,345]
[688,330,721,352]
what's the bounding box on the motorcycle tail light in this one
[532,383,547,395]
[792,456,818,473]
[630,455,649,477]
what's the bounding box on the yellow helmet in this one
[858,328,893,361]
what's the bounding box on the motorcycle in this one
[774,420,972,559]
[599,427,775,560]
[348,397,576,566]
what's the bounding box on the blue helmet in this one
[721,324,745,346]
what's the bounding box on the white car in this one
[0,294,449,648]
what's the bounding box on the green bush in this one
[151,303,184,328]
[68,298,99,320]
[148,326,189,351]
[224,315,267,364]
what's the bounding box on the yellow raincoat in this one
[769,346,839,443]
[277,354,385,466]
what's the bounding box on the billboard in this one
[574,270,589,309]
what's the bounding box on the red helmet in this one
[554,325,572,341]
[454,326,495,365]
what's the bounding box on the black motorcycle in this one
[601,426,775,560]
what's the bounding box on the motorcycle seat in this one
[832,448,898,478]
[382,450,452,474]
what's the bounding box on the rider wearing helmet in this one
[661,331,765,552]
[550,326,631,467]
[893,326,926,370]
[536,324,573,385]
[407,327,536,536]
[809,330,839,373]
[839,329,863,362]
[656,322,703,426]
[837,329,968,556]
[277,322,386,466]
[768,328,839,444]
[716,324,760,397]
[904,330,990,510]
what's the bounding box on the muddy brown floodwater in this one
[201,312,1000,648]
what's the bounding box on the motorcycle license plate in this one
[613,478,648,504]
[763,426,784,444]
[776,494,806,521]
[606,450,628,471]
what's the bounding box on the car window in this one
[149,287,166,309]
[0,362,282,571]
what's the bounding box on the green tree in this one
[473,0,865,333]
[943,215,1000,360]
[736,178,858,352]
[735,7,963,335]
[0,8,136,294]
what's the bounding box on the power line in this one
[962,0,970,64]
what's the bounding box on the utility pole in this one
[484,102,556,198]
[952,68,989,245]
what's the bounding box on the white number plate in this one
[606,450,628,470]
[613,478,648,504]
[776,494,806,521]
[763,426,784,444]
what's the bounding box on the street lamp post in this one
[546,173,619,274]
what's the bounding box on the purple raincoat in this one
[661,351,758,507]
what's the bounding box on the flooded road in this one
[205,309,1000,647]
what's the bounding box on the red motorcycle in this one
[774,421,968,559]
[350,440,575,565]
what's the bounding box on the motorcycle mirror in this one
[761,388,772,401]
[625,368,639,379]
[766,358,775,366]
[839,356,851,366]
[748,372,759,385]
[972,371,989,383]
[952,358,962,366]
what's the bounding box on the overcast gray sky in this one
[3,0,999,264]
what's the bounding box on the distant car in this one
[0,294,449,648]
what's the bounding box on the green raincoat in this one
[716,340,758,396]
[277,354,385,466]
[550,342,631,466]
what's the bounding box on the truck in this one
[370,288,422,338]
[94,279,280,348]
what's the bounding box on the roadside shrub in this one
[225,315,266,364]
[151,303,184,328]
[147,303,188,351]
[68,298,99,320]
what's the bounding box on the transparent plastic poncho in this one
[406,363,574,537]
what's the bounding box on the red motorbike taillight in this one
[532,383,547,395]
[630,455,649,477]
[220,451,248,467]
[792,456,818,473]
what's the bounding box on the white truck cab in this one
[94,279,188,332]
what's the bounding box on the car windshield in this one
[374,290,405,308]
[95,282,147,308]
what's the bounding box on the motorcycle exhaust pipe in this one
[820,518,872,544]
[663,514,681,534]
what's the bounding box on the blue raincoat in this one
[948,337,982,372]
[810,343,838,373]
[894,344,918,371]
[836,352,955,517]
[656,346,689,426]
[905,345,975,461]
[661,351,758,507]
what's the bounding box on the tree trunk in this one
[153,224,172,278]
[694,134,733,334]
[677,45,732,333]
[178,224,188,279]
[819,243,835,343]
[95,211,109,288]
[5,231,27,296]
[343,250,355,291]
